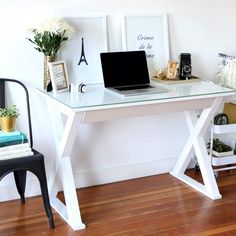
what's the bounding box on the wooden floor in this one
[1,170,236,235]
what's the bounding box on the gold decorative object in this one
[167,61,179,79]
[44,55,56,91]
[156,68,167,80]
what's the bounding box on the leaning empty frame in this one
[122,14,170,77]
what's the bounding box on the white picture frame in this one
[59,15,108,84]
[122,14,169,77]
[49,60,69,94]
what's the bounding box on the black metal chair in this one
[0,78,54,229]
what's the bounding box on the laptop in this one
[100,50,168,97]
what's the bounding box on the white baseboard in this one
[73,157,178,188]
[0,156,181,202]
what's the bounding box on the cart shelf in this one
[213,124,236,134]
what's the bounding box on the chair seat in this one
[0,149,42,166]
[0,149,48,180]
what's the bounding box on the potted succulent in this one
[0,105,20,132]
[212,138,233,157]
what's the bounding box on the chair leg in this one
[24,154,55,229]
[14,170,27,204]
[38,174,55,229]
[32,160,55,229]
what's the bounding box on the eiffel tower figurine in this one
[78,37,88,66]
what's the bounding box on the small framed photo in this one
[49,61,69,94]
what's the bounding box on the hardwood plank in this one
[1,170,236,235]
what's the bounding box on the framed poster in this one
[59,15,108,84]
[49,61,69,94]
[122,14,169,77]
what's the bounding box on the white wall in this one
[1,0,236,200]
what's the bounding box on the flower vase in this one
[44,55,56,92]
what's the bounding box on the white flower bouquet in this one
[27,17,75,57]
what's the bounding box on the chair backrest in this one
[0,80,5,108]
[0,78,33,148]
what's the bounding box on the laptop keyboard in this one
[116,85,152,91]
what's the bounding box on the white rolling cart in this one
[210,123,236,176]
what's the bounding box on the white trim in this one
[0,157,178,202]
[73,156,178,188]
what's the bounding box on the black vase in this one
[46,80,53,92]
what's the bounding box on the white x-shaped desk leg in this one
[47,100,86,230]
[170,97,222,200]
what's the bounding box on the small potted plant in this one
[0,105,20,132]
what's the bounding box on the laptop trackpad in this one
[115,84,153,91]
[111,85,168,96]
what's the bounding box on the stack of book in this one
[0,131,33,160]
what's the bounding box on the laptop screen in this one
[100,51,150,88]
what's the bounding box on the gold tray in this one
[152,76,200,85]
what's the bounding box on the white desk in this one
[38,81,235,230]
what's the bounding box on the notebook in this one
[100,50,168,97]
